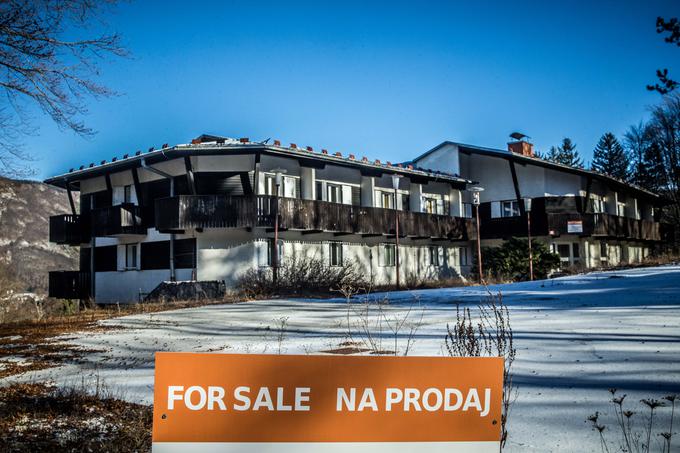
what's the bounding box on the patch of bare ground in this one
[0,297,240,379]
[0,383,152,452]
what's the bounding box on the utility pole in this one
[272,169,287,285]
[391,174,403,289]
[470,187,485,283]
[525,198,534,281]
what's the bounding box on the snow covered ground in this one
[4,265,680,452]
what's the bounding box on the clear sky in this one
[23,0,680,180]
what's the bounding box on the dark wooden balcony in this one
[547,213,661,241]
[91,203,146,237]
[155,195,473,240]
[48,271,90,299]
[49,214,89,245]
[479,196,661,242]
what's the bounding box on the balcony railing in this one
[91,203,146,236]
[155,195,473,240]
[48,271,90,299]
[49,214,89,245]
[547,212,661,241]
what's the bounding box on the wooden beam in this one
[301,230,323,235]
[131,167,144,206]
[240,172,254,196]
[508,160,525,217]
[581,176,593,214]
[104,173,113,205]
[184,156,197,195]
[66,184,77,216]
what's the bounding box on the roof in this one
[409,141,661,200]
[44,135,472,189]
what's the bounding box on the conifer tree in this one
[542,138,584,168]
[591,133,629,180]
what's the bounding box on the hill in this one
[0,177,78,295]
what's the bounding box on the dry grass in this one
[0,382,152,452]
[0,297,239,379]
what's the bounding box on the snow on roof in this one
[45,134,472,187]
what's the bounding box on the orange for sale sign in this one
[152,353,503,452]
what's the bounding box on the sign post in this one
[152,353,503,452]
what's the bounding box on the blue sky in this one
[22,0,680,180]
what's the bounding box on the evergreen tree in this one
[591,133,630,180]
[542,138,584,168]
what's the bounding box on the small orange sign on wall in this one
[152,353,503,452]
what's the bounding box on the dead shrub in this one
[236,256,368,299]
[0,382,152,452]
[444,289,517,449]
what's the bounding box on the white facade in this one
[63,142,471,304]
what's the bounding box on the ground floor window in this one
[458,247,468,266]
[599,241,608,260]
[125,243,138,270]
[266,239,284,267]
[572,243,581,265]
[380,243,396,267]
[429,246,443,266]
[552,242,581,267]
[329,242,343,267]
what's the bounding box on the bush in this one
[236,256,368,299]
[479,237,560,282]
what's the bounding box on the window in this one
[600,241,608,261]
[264,175,277,196]
[463,203,473,219]
[380,244,396,267]
[123,185,133,204]
[315,181,323,201]
[125,243,138,269]
[266,239,284,267]
[572,243,581,264]
[501,200,521,217]
[557,244,570,264]
[458,247,468,266]
[429,246,443,267]
[616,202,626,217]
[329,242,343,267]
[327,184,343,203]
[379,191,395,209]
[590,197,606,214]
[401,193,410,211]
[424,197,437,214]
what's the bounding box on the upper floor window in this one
[375,190,395,209]
[327,184,343,204]
[501,200,521,217]
[590,197,606,214]
[616,201,626,217]
[463,203,473,218]
[264,174,299,198]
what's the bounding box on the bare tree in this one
[647,17,679,95]
[0,0,127,176]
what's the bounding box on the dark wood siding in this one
[140,239,196,270]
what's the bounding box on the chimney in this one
[508,140,534,157]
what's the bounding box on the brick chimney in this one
[508,140,534,157]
